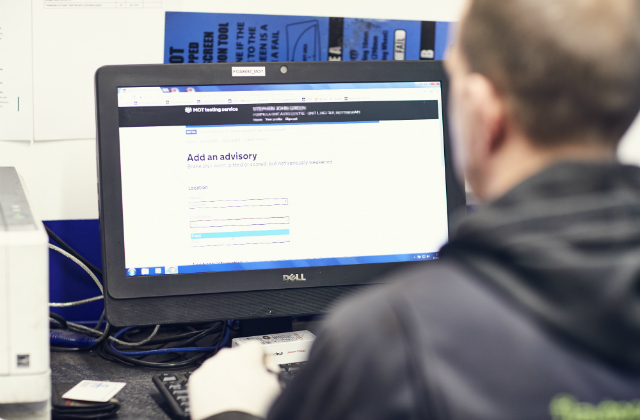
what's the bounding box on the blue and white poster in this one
[164,12,454,64]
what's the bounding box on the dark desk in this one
[50,319,319,419]
[51,351,174,419]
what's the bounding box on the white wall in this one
[3,0,640,220]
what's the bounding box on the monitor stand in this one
[239,316,293,337]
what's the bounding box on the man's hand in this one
[188,341,282,420]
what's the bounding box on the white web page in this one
[119,105,449,271]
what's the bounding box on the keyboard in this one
[153,362,307,420]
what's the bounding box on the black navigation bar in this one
[118,100,439,128]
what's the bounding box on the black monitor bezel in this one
[95,61,465,325]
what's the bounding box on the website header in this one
[118,100,439,128]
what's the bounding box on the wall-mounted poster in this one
[164,12,454,64]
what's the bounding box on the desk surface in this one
[50,319,319,419]
[51,351,174,419]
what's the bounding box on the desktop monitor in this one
[95,61,465,328]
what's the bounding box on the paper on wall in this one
[0,0,34,141]
[32,0,167,141]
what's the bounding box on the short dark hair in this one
[460,0,640,147]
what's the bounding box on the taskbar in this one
[125,252,439,277]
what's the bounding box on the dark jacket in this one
[221,162,640,420]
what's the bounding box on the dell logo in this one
[185,107,192,113]
[283,274,306,282]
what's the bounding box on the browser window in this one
[117,82,449,277]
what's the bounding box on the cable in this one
[67,321,105,337]
[50,295,103,307]
[99,343,210,368]
[101,337,211,368]
[51,329,99,347]
[49,312,110,352]
[216,321,231,355]
[127,324,223,347]
[48,244,103,293]
[48,243,104,307]
[141,328,212,345]
[51,346,89,352]
[49,312,68,330]
[109,325,160,346]
[95,310,106,330]
[92,323,110,344]
[97,321,229,369]
[45,225,102,277]
[170,322,224,347]
[108,325,228,356]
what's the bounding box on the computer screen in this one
[117,81,449,279]
[95,61,465,327]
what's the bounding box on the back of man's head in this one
[461,0,640,148]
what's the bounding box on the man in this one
[189,0,640,418]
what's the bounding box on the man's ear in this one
[465,73,506,158]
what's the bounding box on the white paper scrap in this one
[62,380,126,402]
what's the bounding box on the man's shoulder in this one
[321,260,482,343]
[315,258,640,420]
